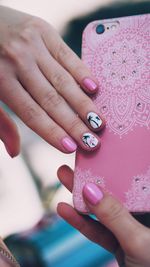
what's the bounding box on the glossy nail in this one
[61,137,77,152]
[83,78,98,91]
[87,112,103,129]
[83,183,103,205]
[82,133,99,148]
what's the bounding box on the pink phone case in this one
[73,14,150,213]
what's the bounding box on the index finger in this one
[41,21,99,94]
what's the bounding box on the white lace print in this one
[73,167,105,212]
[82,15,150,137]
[125,166,150,211]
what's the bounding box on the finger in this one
[83,183,150,259]
[0,105,20,157]
[0,236,19,266]
[41,23,99,94]
[37,46,105,133]
[57,165,74,192]
[17,61,101,151]
[57,202,118,253]
[0,78,77,153]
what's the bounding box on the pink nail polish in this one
[83,183,103,205]
[61,137,77,152]
[83,78,98,91]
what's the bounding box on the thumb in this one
[83,183,150,260]
[0,106,20,157]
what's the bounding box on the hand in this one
[0,106,20,157]
[0,6,104,153]
[57,165,150,267]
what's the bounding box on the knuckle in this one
[74,65,85,74]
[52,72,70,90]
[29,16,48,30]
[78,98,91,111]
[19,17,45,43]
[68,117,82,133]
[100,197,124,223]
[55,43,71,61]
[42,91,63,109]
[126,231,149,256]
[47,124,59,142]
[1,41,25,63]
[19,27,36,43]
[24,105,40,125]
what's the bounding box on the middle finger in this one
[36,39,105,132]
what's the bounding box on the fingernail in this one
[61,137,77,152]
[82,133,99,148]
[83,78,98,91]
[87,112,103,129]
[83,183,103,205]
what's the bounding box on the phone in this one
[73,14,150,214]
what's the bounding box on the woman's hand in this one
[57,165,150,267]
[0,6,104,153]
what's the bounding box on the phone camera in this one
[96,24,105,34]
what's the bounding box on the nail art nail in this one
[87,112,103,129]
[83,183,103,205]
[62,137,77,152]
[83,78,98,91]
[82,133,99,148]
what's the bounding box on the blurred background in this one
[0,0,149,266]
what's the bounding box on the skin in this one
[57,165,150,267]
[0,106,20,157]
[1,6,149,267]
[0,6,105,153]
[0,105,20,265]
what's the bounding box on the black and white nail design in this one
[82,133,99,148]
[87,112,102,129]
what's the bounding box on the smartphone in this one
[73,14,150,214]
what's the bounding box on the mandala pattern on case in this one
[73,167,105,212]
[125,167,150,211]
[82,15,150,137]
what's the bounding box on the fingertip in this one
[57,164,74,180]
[81,132,101,151]
[4,128,21,158]
[57,202,62,215]
[83,183,104,206]
[86,112,106,133]
[61,137,77,153]
[57,202,72,218]
[57,165,65,180]
[82,77,99,94]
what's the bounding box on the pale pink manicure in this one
[83,183,103,205]
[83,78,98,91]
[61,137,77,152]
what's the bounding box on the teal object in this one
[5,217,114,267]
